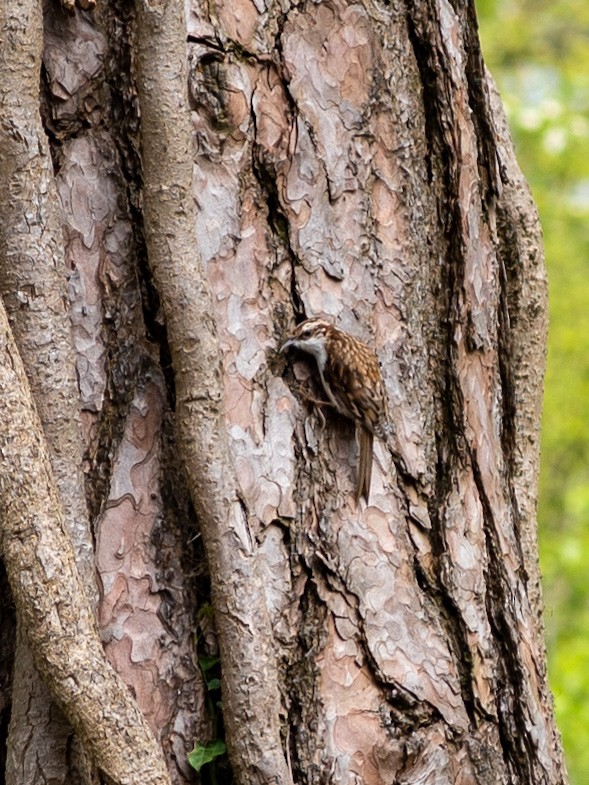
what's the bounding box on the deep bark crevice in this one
[405,0,486,739]
[99,0,178,409]
[448,0,501,206]
[472,456,537,783]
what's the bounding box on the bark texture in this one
[0,2,98,779]
[134,0,291,781]
[0,297,171,785]
[184,0,566,783]
[0,0,567,784]
[0,0,175,783]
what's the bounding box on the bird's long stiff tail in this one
[356,428,374,503]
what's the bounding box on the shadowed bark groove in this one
[134,0,291,783]
[488,72,548,635]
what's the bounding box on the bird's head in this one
[280,317,332,369]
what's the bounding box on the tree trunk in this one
[0,0,567,784]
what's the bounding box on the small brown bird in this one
[281,317,388,502]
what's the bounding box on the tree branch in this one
[0,1,172,782]
[0,298,171,785]
[133,0,291,782]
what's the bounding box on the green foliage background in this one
[478,1,589,782]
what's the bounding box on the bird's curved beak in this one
[280,338,294,354]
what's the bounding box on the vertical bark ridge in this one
[134,1,292,783]
[405,0,564,782]
[0,2,98,781]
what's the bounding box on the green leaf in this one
[198,654,220,673]
[197,603,214,620]
[188,740,227,772]
[206,677,221,691]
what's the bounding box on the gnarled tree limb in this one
[0,0,99,780]
[0,297,171,785]
[0,1,172,782]
[134,0,291,782]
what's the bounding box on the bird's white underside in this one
[292,335,327,371]
[289,335,340,410]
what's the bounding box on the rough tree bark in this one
[0,0,568,784]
